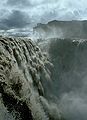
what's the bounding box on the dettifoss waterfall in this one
[0,36,87,120]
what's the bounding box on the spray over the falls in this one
[38,38,87,120]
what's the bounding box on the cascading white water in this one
[0,36,63,120]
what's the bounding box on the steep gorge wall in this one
[0,37,63,120]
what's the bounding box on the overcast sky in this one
[0,0,87,35]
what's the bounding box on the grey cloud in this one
[6,0,47,8]
[7,0,31,7]
[26,0,87,24]
[0,10,30,30]
[3,0,87,25]
[0,0,87,35]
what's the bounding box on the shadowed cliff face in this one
[0,37,64,120]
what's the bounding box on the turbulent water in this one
[38,38,87,120]
[0,36,64,120]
